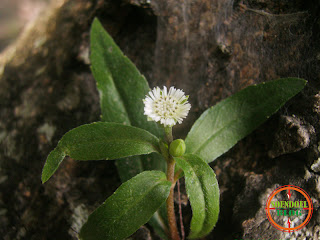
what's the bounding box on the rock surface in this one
[0,0,319,239]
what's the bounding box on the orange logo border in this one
[265,185,313,232]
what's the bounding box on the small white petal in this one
[154,87,161,98]
[163,86,168,96]
[142,86,191,127]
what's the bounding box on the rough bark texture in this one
[0,0,319,239]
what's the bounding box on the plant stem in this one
[174,169,183,182]
[164,126,180,240]
[166,156,180,240]
[164,126,173,143]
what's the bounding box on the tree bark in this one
[0,0,319,239]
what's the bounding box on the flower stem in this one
[164,126,180,240]
[166,156,180,240]
[164,126,173,143]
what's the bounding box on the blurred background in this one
[0,0,50,52]
[1,0,319,239]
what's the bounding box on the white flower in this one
[143,86,191,127]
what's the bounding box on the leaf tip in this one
[287,77,308,87]
[92,17,101,27]
[41,148,66,184]
[41,174,48,184]
[302,79,308,85]
[41,167,52,185]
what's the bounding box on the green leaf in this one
[148,205,169,240]
[175,154,219,239]
[79,171,171,240]
[41,122,160,183]
[90,17,165,181]
[185,78,307,163]
[90,18,161,135]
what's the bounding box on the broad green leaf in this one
[41,122,160,183]
[148,206,169,240]
[90,18,165,181]
[79,171,171,240]
[185,78,306,163]
[175,154,219,239]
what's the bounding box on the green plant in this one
[41,18,306,240]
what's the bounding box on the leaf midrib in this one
[192,94,282,155]
[96,28,140,128]
[63,138,157,151]
[180,157,206,234]
[103,178,168,233]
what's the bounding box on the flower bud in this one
[169,139,186,157]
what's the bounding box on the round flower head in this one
[143,86,191,127]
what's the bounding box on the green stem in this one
[164,126,180,240]
[164,126,173,143]
[166,157,180,240]
[174,169,183,183]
